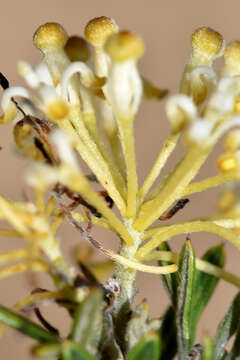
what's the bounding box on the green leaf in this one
[127,332,160,360]
[225,322,240,360]
[202,335,214,360]
[32,343,61,358]
[191,244,225,339]
[213,292,240,360]
[62,342,98,360]
[176,239,196,359]
[0,304,59,343]
[158,306,177,360]
[70,289,103,356]
[158,242,179,305]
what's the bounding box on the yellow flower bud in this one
[191,27,224,60]
[217,153,238,173]
[105,31,145,62]
[34,23,68,53]
[217,190,236,213]
[222,41,240,76]
[85,16,118,46]
[224,129,240,152]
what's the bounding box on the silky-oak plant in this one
[0,17,240,360]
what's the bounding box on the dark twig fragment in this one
[159,199,189,221]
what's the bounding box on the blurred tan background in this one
[0,0,240,358]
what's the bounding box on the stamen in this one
[0,86,30,122]
[50,129,78,169]
[18,61,40,89]
[166,94,197,132]
[210,115,240,143]
[187,118,213,144]
[34,62,53,86]
[61,61,105,101]
[1,86,29,110]
[105,31,144,117]
[180,27,224,95]
[85,16,119,77]
[33,23,69,86]
[189,66,217,105]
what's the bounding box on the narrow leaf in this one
[158,306,177,360]
[127,332,160,360]
[62,342,98,360]
[213,292,240,360]
[176,240,196,359]
[0,304,59,343]
[225,323,240,360]
[191,244,225,339]
[70,289,103,355]
[158,242,178,305]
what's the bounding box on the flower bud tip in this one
[84,16,118,46]
[105,31,145,62]
[191,27,224,58]
[34,23,68,52]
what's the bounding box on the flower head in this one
[1,19,240,317]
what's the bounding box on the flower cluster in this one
[1,17,240,324]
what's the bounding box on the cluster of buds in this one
[1,17,240,320]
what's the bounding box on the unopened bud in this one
[85,16,118,46]
[105,31,145,63]
[217,153,238,173]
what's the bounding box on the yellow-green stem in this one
[145,250,240,288]
[134,145,212,231]
[114,221,142,312]
[83,112,127,197]
[182,174,240,197]
[59,118,126,215]
[138,132,180,201]
[136,221,240,259]
[117,116,138,219]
